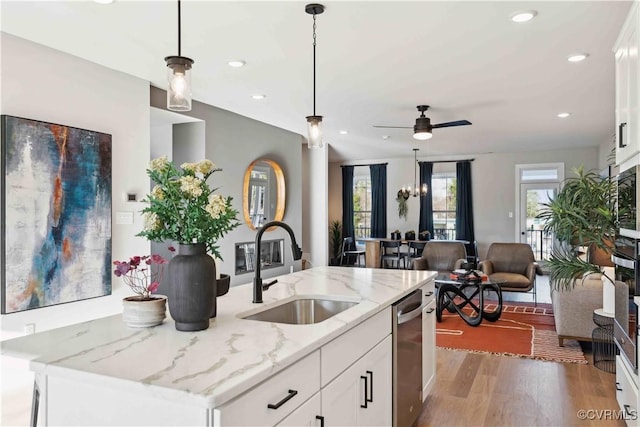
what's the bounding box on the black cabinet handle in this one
[267,389,298,410]
[620,122,628,148]
[360,375,368,408]
[426,307,435,314]
[425,291,434,297]
[616,382,623,391]
[316,415,325,427]
[366,370,373,403]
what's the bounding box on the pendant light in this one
[305,3,325,149]
[399,148,428,199]
[165,0,194,112]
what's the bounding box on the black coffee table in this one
[434,273,504,327]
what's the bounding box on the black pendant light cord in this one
[177,0,182,56]
[414,151,418,196]
[312,13,317,115]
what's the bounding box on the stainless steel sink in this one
[241,298,358,325]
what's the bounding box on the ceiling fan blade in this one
[431,120,472,129]
[372,125,413,129]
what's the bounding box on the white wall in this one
[0,33,151,339]
[331,146,599,259]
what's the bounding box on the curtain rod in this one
[420,158,475,164]
[340,162,388,167]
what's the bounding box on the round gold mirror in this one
[242,159,285,230]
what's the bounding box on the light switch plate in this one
[115,211,134,225]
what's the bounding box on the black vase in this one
[168,243,216,331]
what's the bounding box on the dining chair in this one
[339,237,365,267]
[380,240,405,269]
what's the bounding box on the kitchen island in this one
[1,266,436,426]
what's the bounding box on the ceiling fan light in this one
[165,55,194,112]
[413,131,432,140]
[306,115,323,149]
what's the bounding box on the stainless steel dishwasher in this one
[392,289,424,427]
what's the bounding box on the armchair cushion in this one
[413,241,467,274]
[479,243,536,292]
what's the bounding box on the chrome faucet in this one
[253,221,303,303]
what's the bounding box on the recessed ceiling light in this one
[251,94,266,100]
[557,112,571,118]
[382,135,390,140]
[510,10,537,23]
[94,0,114,4]
[227,60,246,68]
[567,53,589,63]
[339,130,348,135]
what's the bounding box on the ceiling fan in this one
[374,105,472,140]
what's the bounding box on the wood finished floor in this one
[417,346,625,427]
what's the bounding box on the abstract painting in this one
[1,115,112,313]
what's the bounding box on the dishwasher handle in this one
[397,301,428,325]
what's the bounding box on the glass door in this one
[519,183,558,260]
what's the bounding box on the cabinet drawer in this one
[321,307,391,386]
[421,280,435,304]
[216,350,320,427]
[616,356,639,425]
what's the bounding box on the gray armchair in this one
[413,241,467,273]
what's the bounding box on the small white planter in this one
[122,295,167,328]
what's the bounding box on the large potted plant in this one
[329,220,343,266]
[537,166,618,290]
[138,157,240,331]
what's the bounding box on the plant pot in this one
[419,232,430,241]
[405,231,416,241]
[168,244,215,331]
[216,274,231,296]
[210,274,231,318]
[391,232,401,240]
[122,295,167,328]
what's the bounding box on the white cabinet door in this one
[422,298,436,400]
[321,335,392,427]
[616,3,639,166]
[357,335,392,427]
[277,392,322,427]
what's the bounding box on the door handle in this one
[360,375,368,408]
[267,389,298,410]
[315,415,325,427]
[620,122,628,148]
[366,370,373,403]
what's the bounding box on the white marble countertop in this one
[1,266,435,408]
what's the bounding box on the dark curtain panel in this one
[456,161,476,256]
[341,166,355,243]
[418,162,434,238]
[370,164,387,238]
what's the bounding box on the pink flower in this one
[113,253,166,300]
[148,281,160,293]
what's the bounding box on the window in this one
[432,172,456,240]
[353,168,372,238]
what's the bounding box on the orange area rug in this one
[436,302,588,364]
